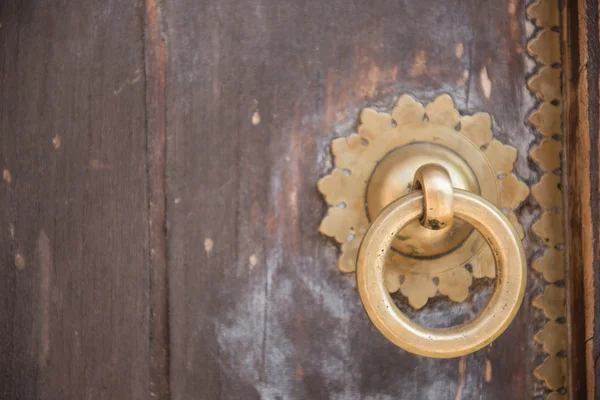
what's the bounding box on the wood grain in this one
[0,1,151,399]
[563,0,600,399]
[163,0,541,398]
[0,0,582,398]
[144,0,170,398]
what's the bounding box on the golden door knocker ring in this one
[356,163,526,358]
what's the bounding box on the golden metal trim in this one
[527,0,567,396]
[356,189,526,358]
[318,94,529,309]
[412,163,454,230]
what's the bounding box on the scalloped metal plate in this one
[318,94,529,309]
[527,0,568,396]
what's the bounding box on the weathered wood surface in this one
[164,1,541,399]
[0,1,151,399]
[0,0,582,399]
[563,0,599,399]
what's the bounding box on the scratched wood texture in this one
[164,0,546,399]
[0,1,152,399]
[562,1,599,399]
[0,0,585,399]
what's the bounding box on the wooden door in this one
[0,0,595,399]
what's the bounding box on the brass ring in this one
[356,190,526,358]
[412,163,454,230]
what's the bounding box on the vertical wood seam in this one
[144,0,170,398]
[587,0,600,395]
[562,1,589,398]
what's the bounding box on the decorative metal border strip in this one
[526,0,567,398]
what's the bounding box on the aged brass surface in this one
[527,0,568,394]
[366,143,479,258]
[318,94,529,308]
[356,187,527,358]
[411,163,454,231]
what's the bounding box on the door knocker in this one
[318,94,529,357]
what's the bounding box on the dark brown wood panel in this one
[144,0,170,398]
[563,0,599,399]
[0,0,580,398]
[164,1,540,398]
[0,1,151,399]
